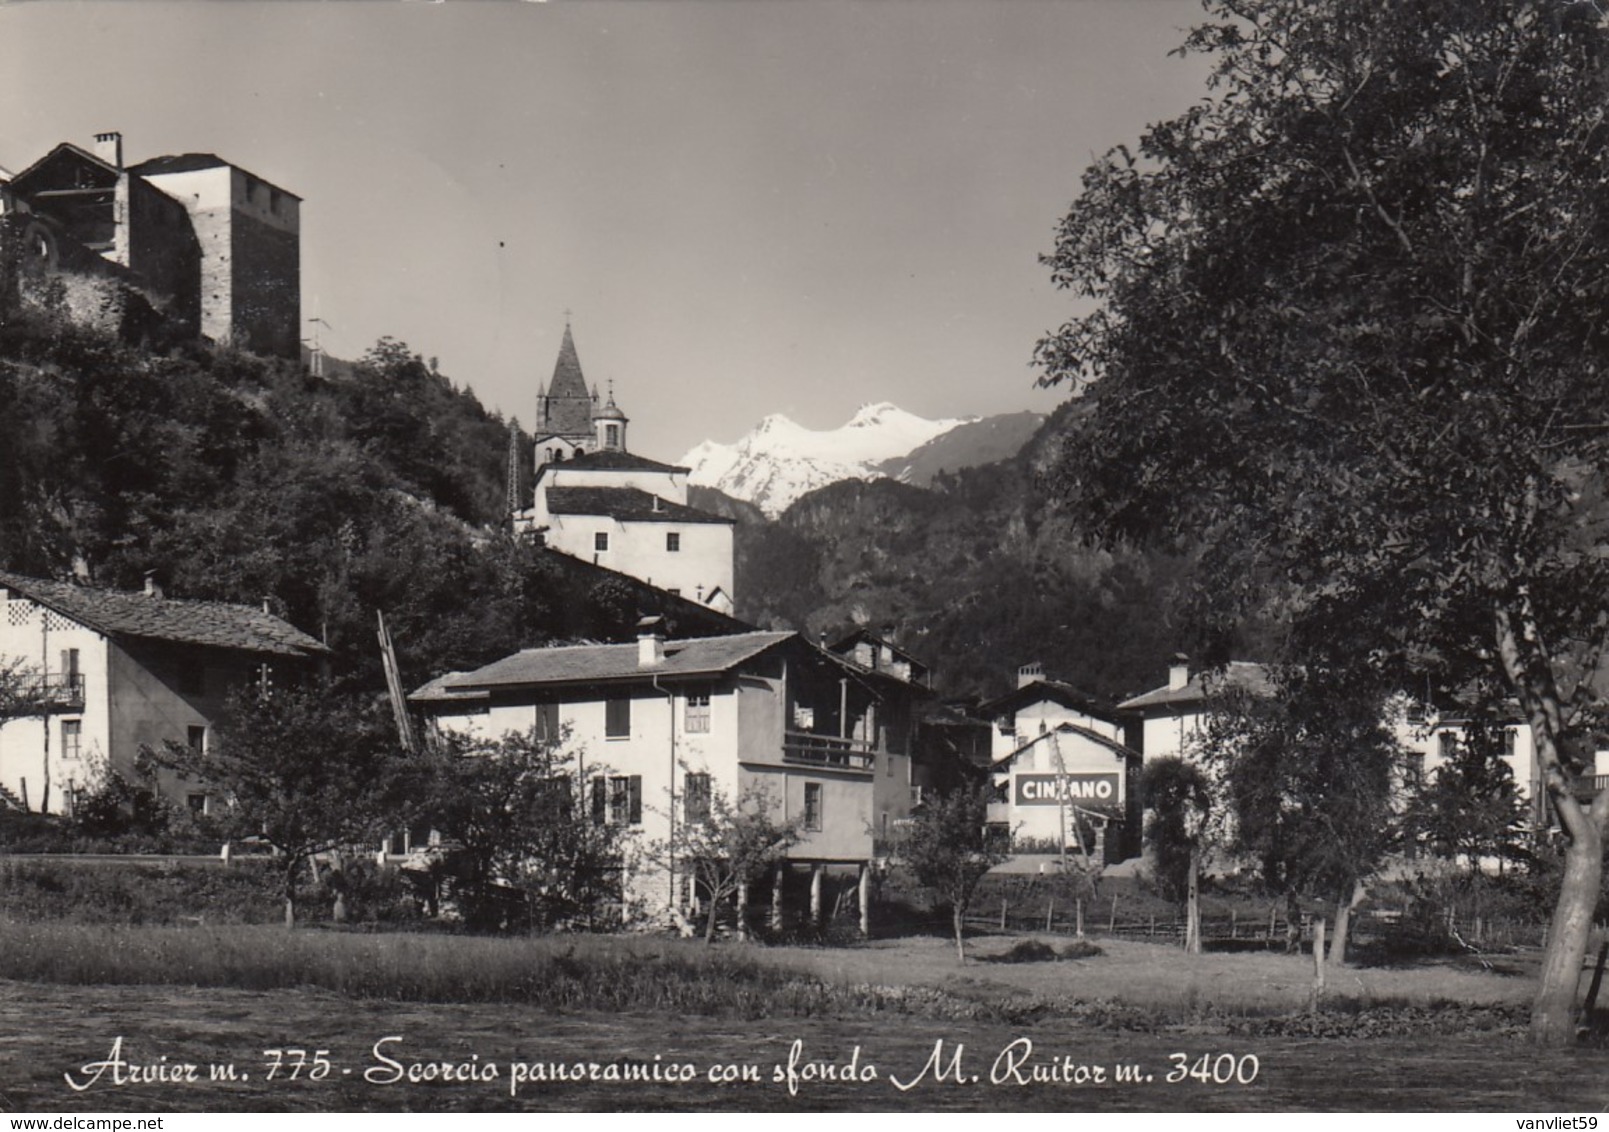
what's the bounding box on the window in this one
[595,532,609,553]
[1503,728,1517,758]
[594,775,642,825]
[187,793,209,815]
[533,702,561,744]
[606,423,620,448]
[187,725,206,754]
[1405,752,1426,790]
[1438,731,1459,760]
[684,772,711,824]
[59,648,81,693]
[605,697,631,738]
[685,691,711,733]
[803,782,823,832]
[61,719,82,760]
[666,532,681,553]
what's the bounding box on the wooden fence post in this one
[1046,897,1054,933]
[1109,893,1118,934]
[1076,898,1084,940]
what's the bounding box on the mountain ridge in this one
[681,402,1040,516]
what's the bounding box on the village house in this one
[410,620,931,931]
[823,627,935,839]
[978,662,1142,863]
[0,571,330,816]
[0,132,300,356]
[513,324,736,613]
[1120,654,1571,839]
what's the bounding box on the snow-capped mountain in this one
[681,402,973,517]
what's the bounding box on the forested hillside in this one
[0,305,727,693]
[731,402,1210,705]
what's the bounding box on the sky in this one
[0,0,1210,460]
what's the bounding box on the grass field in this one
[0,920,1593,1112]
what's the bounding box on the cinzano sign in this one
[1014,774,1119,806]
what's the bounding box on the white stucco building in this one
[513,325,736,614]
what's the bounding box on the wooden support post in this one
[858,862,871,939]
[737,881,749,942]
[771,864,785,931]
[810,865,823,925]
[1076,898,1084,940]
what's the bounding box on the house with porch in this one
[410,621,929,931]
[0,571,330,815]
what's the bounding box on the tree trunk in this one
[284,865,298,929]
[704,882,721,945]
[1184,847,1201,954]
[953,903,967,965]
[1332,878,1367,968]
[1494,604,1609,1046]
[1532,812,1603,1045]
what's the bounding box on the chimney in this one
[262,596,273,615]
[637,616,665,668]
[143,570,162,600]
[93,131,123,169]
[1017,661,1043,689]
[1168,654,1190,691]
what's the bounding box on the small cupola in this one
[594,380,629,452]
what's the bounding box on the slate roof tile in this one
[0,572,329,658]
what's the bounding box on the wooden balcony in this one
[781,731,874,773]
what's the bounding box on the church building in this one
[514,324,737,615]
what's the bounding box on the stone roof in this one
[412,630,794,699]
[977,680,1126,722]
[131,153,229,176]
[556,450,689,474]
[993,722,1139,769]
[539,324,596,437]
[546,487,732,525]
[132,154,303,200]
[0,572,329,659]
[1117,661,1273,712]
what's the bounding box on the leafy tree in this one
[1142,756,1212,953]
[418,728,629,930]
[0,657,45,727]
[891,785,1009,963]
[662,782,801,944]
[1038,0,1609,1043]
[1411,721,1530,873]
[147,686,409,927]
[1197,671,1401,966]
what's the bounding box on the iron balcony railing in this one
[28,673,85,711]
[781,731,875,772]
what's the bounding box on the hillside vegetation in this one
[0,307,714,692]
